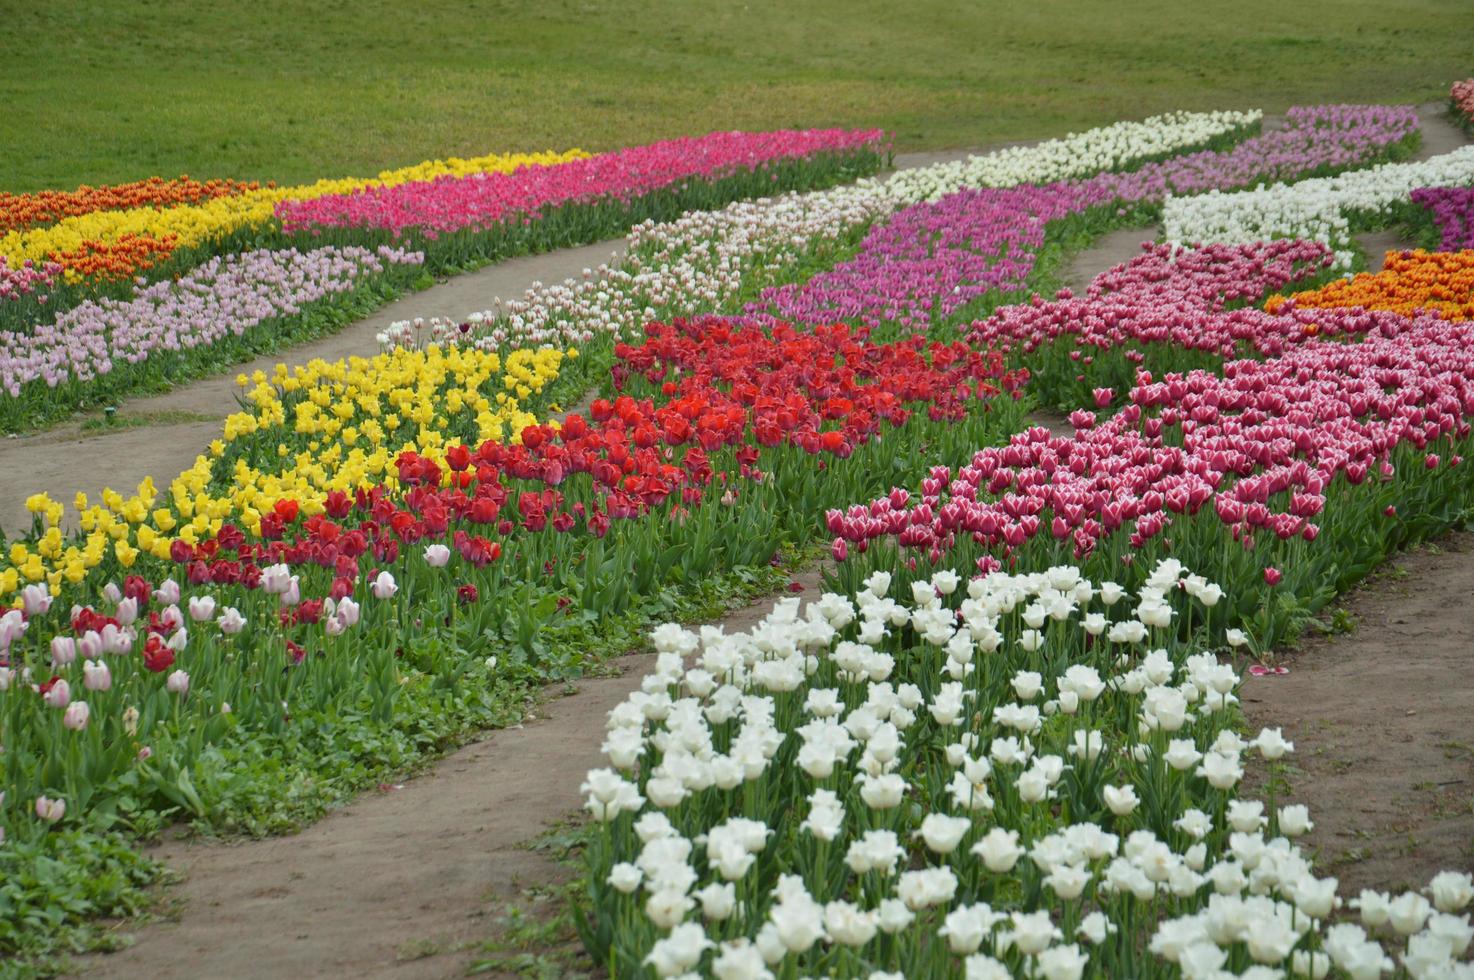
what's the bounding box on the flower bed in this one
[0,318,1025,878]
[883,109,1262,202]
[1266,248,1474,322]
[0,176,263,233]
[7,344,567,601]
[396,108,1273,357]
[0,140,888,432]
[829,305,1474,648]
[1162,146,1474,267]
[277,130,886,237]
[580,565,1474,978]
[5,99,1471,972]
[0,150,585,286]
[1410,186,1474,250]
[966,239,1352,409]
[757,106,1417,337]
[0,245,425,431]
[161,318,1025,624]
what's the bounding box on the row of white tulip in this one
[882,110,1262,204]
[580,561,1473,979]
[1163,146,1474,268]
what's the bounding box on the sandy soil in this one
[1063,227,1159,292]
[1242,533,1474,895]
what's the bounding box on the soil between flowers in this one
[1241,531,1474,898]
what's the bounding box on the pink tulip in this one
[21,583,52,616]
[188,595,217,622]
[78,630,103,659]
[83,660,111,692]
[42,678,70,708]
[217,607,247,634]
[49,636,77,666]
[34,796,65,823]
[62,701,90,731]
[370,571,398,600]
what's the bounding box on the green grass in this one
[2,0,1470,191]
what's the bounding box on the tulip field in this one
[1,77,1474,978]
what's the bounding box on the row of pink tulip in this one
[277,129,887,237]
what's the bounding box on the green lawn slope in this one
[2,0,1470,191]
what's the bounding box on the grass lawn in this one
[2,0,1470,191]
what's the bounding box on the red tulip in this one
[142,635,174,673]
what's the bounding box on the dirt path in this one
[1242,532,1474,896]
[1410,101,1470,160]
[72,566,824,979]
[0,239,626,535]
[1063,226,1160,292]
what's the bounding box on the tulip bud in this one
[83,660,112,692]
[122,706,140,736]
[50,636,77,666]
[370,571,398,600]
[423,544,451,567]
[166,670,190,697]
[62,700,90,731]
[35,795,66,823]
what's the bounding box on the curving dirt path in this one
[1063,226,1160,292]
[1242,533,1474,896]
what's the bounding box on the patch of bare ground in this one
[1241,532,1474,896]
[1062,227,1160,294]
